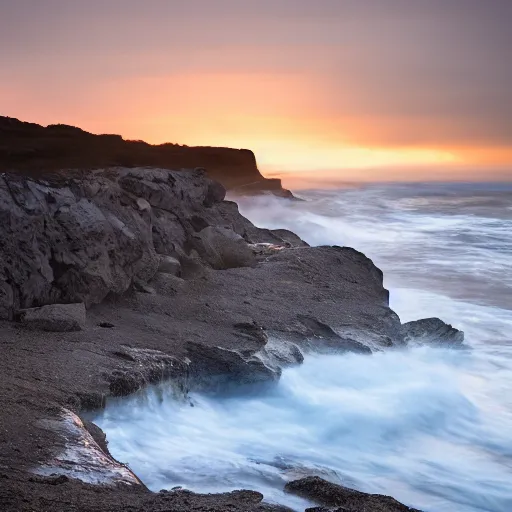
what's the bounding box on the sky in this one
[1,0,511,185]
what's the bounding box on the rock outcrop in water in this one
[0,163,445,512]
[0,116,293,196]
[401,317,464,346]
[285,477,422,512]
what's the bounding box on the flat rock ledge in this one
[18,303,86,332]
[285,477,423,512]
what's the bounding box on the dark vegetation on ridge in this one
[0,116,292,196]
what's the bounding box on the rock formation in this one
[401,317,464,346]
[0,162,458,512]
[0,116,292,196]
[285,476,422,512]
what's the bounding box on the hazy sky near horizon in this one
[1,0,511,183]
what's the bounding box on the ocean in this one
[93,182,512,511]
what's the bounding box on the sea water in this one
[93,182,512,512]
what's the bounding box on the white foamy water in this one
[93,183,512,511]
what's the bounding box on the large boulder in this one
[192,226,257,270]
[19,303,86,332]
[285,477,422,512]
[401,317,464,346]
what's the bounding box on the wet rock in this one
[258,337,304,371]
[249,242,286,257]
[296,315,372,354]
[108,347,188,396]
[243,225,309,247]
[19,303,86,332]
[401,317,464,346]
[158,255,181,276]
[186,341,280,389]
[271,228,310,248]
[35,408,143,486]
[285,477,422,512]
[193,226,257,270]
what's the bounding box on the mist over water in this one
[94,183,512,512]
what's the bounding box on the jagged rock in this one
[0,168,242,318]
[192,226,257,270]
[285,477,422,512]
[158,255,181,276]
[109,347,189,396]
[186,341,280,389]
[19,303,86,332]
[401,317,464,346]
[258,337,304,371]
[296,315,372,354]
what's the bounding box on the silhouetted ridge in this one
[0,116,292,196]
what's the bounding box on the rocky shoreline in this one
[0,165,462,511]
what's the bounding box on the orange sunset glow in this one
[1,1,511,185]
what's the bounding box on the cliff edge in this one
[0,116,292,197]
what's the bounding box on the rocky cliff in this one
[0,165,457,512]
[0,116,291,196]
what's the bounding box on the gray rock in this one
[158,255,181,276]
[136,197,151,212]
[19,303,86,332]
[0,168,254,319]
[285,477,422,512]
[296,315,372,354]
[109,347,188,396]
[133,280,156,295]
[150,273,185,296]
[193,226,257,270]
[257,337,304,371]
[401,317,464,346]
[186,341,280,390]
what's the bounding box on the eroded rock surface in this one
[0,168,258,319]
[35,408,142,486]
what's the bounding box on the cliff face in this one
[0,117,291,195]
[0,167,261,319]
